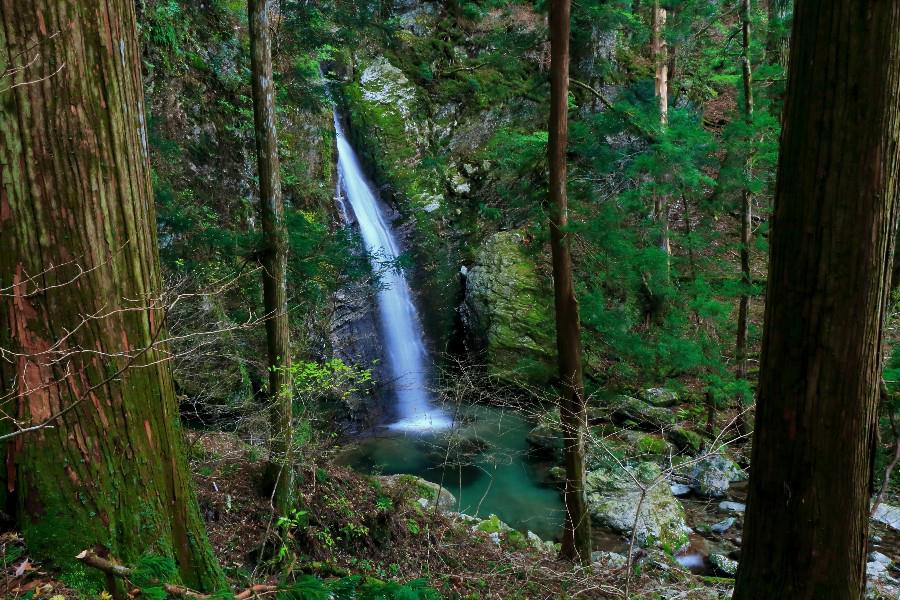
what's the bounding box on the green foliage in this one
[142,0,189,62]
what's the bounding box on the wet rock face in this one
[585,462,690,550]
[460,229,556,385]
[330,282,385,429]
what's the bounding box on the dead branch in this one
[76,549,278,599]
[569,78,659,143]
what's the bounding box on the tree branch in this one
[569,78,659,143]
[76,550,278,599]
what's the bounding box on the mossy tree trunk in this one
[0,0,224,590]
[248,0,293,516]
[733,0,900,597]
[548,0,592,566]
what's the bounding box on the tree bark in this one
[548,0,592,565]
[248,0,293,516]
[735,0,754,435]
[0,0,224,590]
[733,1,900,598]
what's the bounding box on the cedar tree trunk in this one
[248,0,294,516]
[733,1,900,597]
[548,0,592,565]
[0,0,224,590]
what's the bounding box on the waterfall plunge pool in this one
[337,405,566,541]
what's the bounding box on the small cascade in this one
[333,110,450,432]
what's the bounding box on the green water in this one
[338,405,566,540]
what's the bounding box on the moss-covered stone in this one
[585,462,690,550]
[607,395,678,429]
[667,426,703,454]
[461,230,556,385]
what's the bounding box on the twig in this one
[872,381,900,516]
[76,549,279,599]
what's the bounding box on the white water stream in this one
[333,112,450,432]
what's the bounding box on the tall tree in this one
[652,0,670,267]
[733,0,900,597]
[0,0,224,590]
[548,0,592,565]
[249,0,294,515]
[734,0,755,434]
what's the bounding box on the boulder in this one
[667,426,703,454]
[718,501,746,513]
[872,503,900,531]
[641,388,679,408]
[527,530,558,554]
[866,551,899,599]
[526,412,562,454]
[688,454,747,498]
[710,517,736,534]
[381,475,456,511]
[585,462,690,550]
[607,395,677,430]
[670,483,692,497]
[709,553,738,577]
[460,230,556,385]
[627,432,674,456]
[592,551,628,569]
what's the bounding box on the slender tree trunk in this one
[733,1,900,598]
[0,1,224,590]
[735,0,755,436]
[548,0,592,566]
[765,0,790,70]
[249,0,293,516]
[652,0,670,267]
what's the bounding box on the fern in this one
[130,554,178,589]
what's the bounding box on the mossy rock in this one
[460,229,556,385]
[667,426,703,454]
[608,395,677,429]
[585,462,690,550]
[635,434,672,456]
[640,388,679,408]
[475,514,512,534]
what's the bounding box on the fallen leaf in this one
[14,558,30,577]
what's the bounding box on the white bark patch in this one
[119,39,126,67]
[138,108,148,157]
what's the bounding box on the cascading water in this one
[333,111,450,432]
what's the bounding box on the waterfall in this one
[333,111,450,432]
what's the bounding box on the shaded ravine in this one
[333,110,450,432]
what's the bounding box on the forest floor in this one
[2,430,745,600]
[1,420,897,599]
